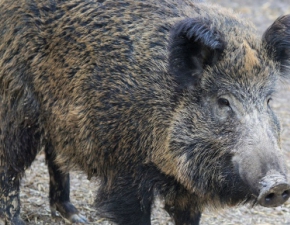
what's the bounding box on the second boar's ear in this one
[169,18,226,87]
[263,15,290,75]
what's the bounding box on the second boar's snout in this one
[258,172,290,207]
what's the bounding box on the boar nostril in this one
[265,193,275,203]
[282,190,290,200]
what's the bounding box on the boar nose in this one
[258,183,290,207]
[257,173,290,207]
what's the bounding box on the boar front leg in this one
[163,187,201,225]
[45,145,87,224]
[165,205,201,225]
[95,174,153,225]
[165,203,201,225]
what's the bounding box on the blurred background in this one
[21,0,290,224]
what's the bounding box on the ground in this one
[20,0,290,224]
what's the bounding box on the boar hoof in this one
[0,217,25,225]
[69,214,88,224]
[11,216,26,225]
[51,201,88,224]
[258,183,290,207]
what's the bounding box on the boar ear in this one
[169,18,226,87]
[262,15,290,75]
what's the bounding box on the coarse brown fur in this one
[0,0,290,224]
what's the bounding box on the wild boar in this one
[0,0,289,224]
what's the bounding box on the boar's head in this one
[165,14,290,207]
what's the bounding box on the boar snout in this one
[258,172,290,207]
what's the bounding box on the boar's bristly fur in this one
[0,0,290,224]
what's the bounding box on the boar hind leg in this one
[0,133,37,225]
[0,98,40,224]
[95,175,152,225]
[45,147,87,223]
[0,169,24,225]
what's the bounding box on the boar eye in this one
[218,97,230,108]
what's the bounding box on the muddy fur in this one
[0,0,290,224]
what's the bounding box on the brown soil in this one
[20,0,290,224]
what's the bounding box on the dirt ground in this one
[20,0,290,224]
